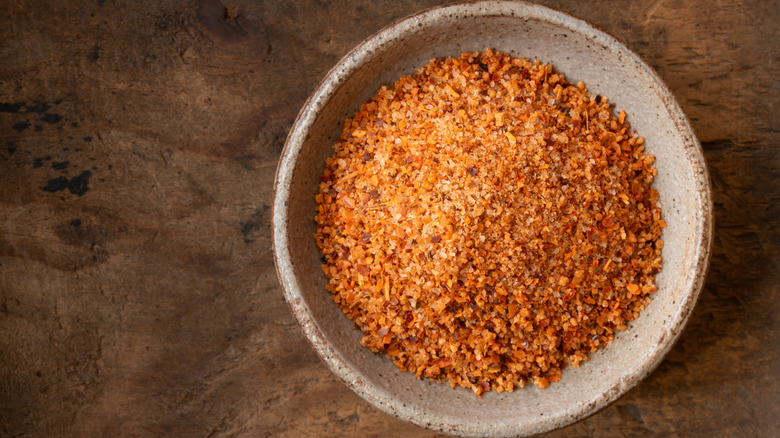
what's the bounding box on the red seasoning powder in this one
[314,49,664,396]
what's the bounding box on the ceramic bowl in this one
[272,1,712,436]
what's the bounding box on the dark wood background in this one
[1,1,777,436]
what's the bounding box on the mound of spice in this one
[314,49,664,396]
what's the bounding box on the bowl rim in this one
[272,1,713,435]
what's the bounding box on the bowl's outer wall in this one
[273,2,712,436]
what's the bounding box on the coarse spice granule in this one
[314,49,665,396]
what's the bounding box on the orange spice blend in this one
[314,49,665,396]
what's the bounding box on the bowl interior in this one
[274,2,710,436]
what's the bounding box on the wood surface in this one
[1,0,777,436]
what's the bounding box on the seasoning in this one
[314,49,664,396]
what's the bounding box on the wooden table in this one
[1,1,777,436]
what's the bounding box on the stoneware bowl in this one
[272,1,712,436]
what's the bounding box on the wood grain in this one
[1,1,777,436]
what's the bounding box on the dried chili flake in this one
[314,50,664,396]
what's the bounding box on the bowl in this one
[272,1,712,436]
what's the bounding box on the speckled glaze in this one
[272,1,712,436]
